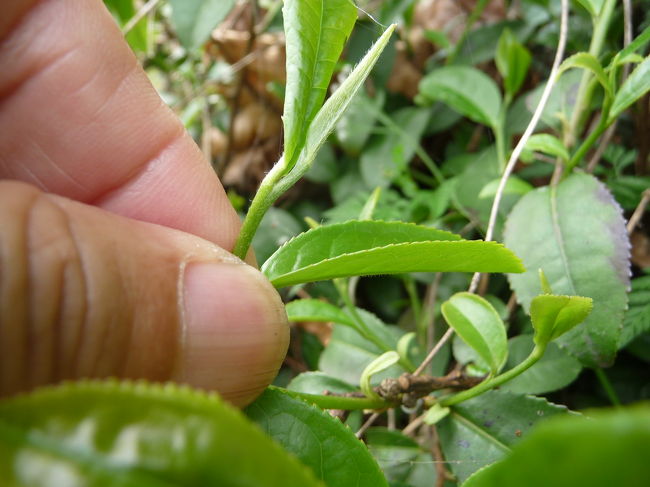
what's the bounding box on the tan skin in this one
[0,0,289,407]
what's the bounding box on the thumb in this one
[0,181,289,407]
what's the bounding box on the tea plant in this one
[2,0,650,486]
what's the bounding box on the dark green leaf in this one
[263,221,525,288]
[441,293,508,375]
[529,294,593,346]
[282,0,357,167]
[169,0,236,50]
[496,28,531,97]
[246,387,389,487]
[0,381,324,487]
[437,391,569,484]
[501,335,582,395]
[504,174,630,367]
[366,428,438,487]
[464,406,650,487]
[609,56,650,122]
[419,66,502,129]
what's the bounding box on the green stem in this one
[232,158,286,259]
[566,0,617,148]
[440,345,546,407]
[594,367,622,407]
[275,387,390,410]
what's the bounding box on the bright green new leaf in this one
[479,177,533,199]
[418,66,502,129]
[496,28,531,98]
[169,0,236,50]
[282,0,357,167]
[610,25,650,68]
[423,404,451,425]
[286,299,356,328]
[505,173,630,367]
[360,351,400,399]
[441,292,508,375]
[524,133,570,161]
[530,294,593,346]
[609,56,650,122]
[557,52,613,98]
[464,406,650,487]
[0,381,324,487]
[282,25,396,189]
[246,387,389,487]
[262,221,525,287]
[437,391,569,484]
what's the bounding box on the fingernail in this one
[176,262,289,406]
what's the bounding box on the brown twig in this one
[431,425,454,487]
[627,189,650,235]
[355,412,381,438]
[377,371,483,406]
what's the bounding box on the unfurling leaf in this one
[530,294,593,347]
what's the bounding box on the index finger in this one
[0,0,242,251]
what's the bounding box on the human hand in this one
[0,0,289,406]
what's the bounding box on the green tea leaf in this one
[557,52,613,98]
[284,25,396,187]
[464,406,650,487]
[286,299,356,327]
[501,335,582,395]
[262,221,525,287]
[504,173,630,367]
[437,391,569,484]
[246,387,389,487]
[360,352,400,399]
[366,427,438,487]
[530,294,593,346]
[418,66,502,129]
[441,293,508,375]
[496,28,531,98]
[479,177,533,199]
[169,0,236,50]
[282,0,357,167]
[0,381,324,487]
[287,371,359,395]
[610,25,650,68]
[609,56,650,122]
[524,133,570,161]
